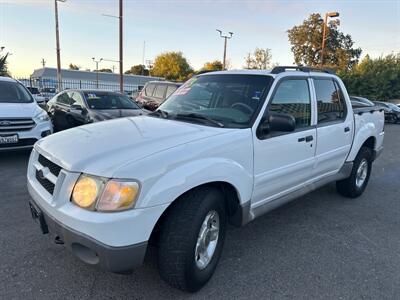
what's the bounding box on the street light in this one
[54,0,66,91]
[216,29,233,70]
[320,11,340,67]
[92,57,103,88]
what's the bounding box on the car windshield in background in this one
[157,74,273,128]
[27,87,40,94]
[0,82,34,103]
[83,92,140,110]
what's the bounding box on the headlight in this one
[96,180,139,211]
[34,110,50,123]
[71,175,103,209]
[71,175,139,212]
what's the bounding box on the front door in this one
[252,77,316,207]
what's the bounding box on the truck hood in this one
[0,102,42,118]
[36,115,228,177]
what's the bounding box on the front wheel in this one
[157,187,226,292]
[336,146,373,198]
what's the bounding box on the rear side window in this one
[56,92,71,106]
[153,85,167,99]
[315,79,346,124]
[165,85,178,98]
[145,84,155,96]
[269,79,311,129]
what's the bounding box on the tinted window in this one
[83,92,140,110]
[0,82,33,103]
[27,87,40,94]
[315,79,346,123]
[166,85,178,98]
[159,75,273,128]
[269,79,311,128]
[145,84,155,96]
[153,85,167,99]
[57,92,71,105]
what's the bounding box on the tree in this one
[287,13,361,71]
[244,48,272,69]
[98,68,113,73]
[202,60,223,72]
[0,53,9,76]
[339,53,400,101]
[69,63,80,70]
[151,51,193,81]
[125,64,149,76]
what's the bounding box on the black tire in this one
[336,146,373,198]
[157,186,226,292]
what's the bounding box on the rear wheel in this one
[336,146,373,198]
[157,187,226,292]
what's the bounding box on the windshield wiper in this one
[149,109,169,118]
[175,113,225,128]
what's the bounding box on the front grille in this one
[0,118,36,133]
[38,154,62,176]
[0,138,37,149]
[36,170,55,194]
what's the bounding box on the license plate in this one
[0,135,18,144]
[29,202,49,234]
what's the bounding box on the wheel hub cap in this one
[195,210,220,270]
[356,159,368,188]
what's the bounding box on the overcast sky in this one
[1,0,399,77]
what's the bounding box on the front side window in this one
[70,92,85,107]
[269,79,311,129]
[0,82,33,103]
[315,79,346,124]
[158,75,273,128]
[83,92,140,110]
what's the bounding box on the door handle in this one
[344,126,350,132]
[305,135,313,142]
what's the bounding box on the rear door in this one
[312,78,353,178]
[252,77,317,206]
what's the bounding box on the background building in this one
[25,67,162,92]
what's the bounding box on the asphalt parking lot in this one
[1,124,399,300]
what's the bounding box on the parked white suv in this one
[27,67,384,292]
[0,77,53,150]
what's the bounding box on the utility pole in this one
[321,11,340,67]
[119,0,123,92]
[92,57,103,88]
[54,0,66,91]
[142,41,146,75]
[41,58,46,68]
[216,29,233,70]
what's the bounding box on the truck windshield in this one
[83,92,140,110]
[157,74,273,128]
[0,81,34,103]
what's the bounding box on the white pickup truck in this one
[27,67,384,292]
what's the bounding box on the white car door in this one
[312,78,353,179]
[252,77,317,207]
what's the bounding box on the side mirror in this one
[268,112,296,132]
[257,112,296,139]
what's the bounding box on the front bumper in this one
[29,198,147,273]
[0,120,53,151]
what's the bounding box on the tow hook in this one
[54,236,64,245]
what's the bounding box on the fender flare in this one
[136,158,253,209]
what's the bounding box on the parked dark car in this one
[135,81,181,111]
[350,96,374,107]
[47,89,146,131]
[373,101,400,123]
